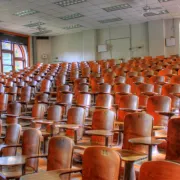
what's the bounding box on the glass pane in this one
[2,42,11,50]
[2,53,12,65]
[3,65,12,73]
[22,45,28,67]
[15,61,23,71]
[14,44,23,58]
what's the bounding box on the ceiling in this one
[0,0,179,36]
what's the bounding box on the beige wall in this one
[34,18,180,64]
[51,29,96,63]
[36,38,52,64]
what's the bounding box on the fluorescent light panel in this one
[144,10,169,17]
[54,0,86,7]
[99,17,122,23]
[63,24,83,30]
[103,3,132,12]
[32,30,52,36]
[59,13,84,20]
[14,9,39,17]
[24,22,45,27]
[158,0,172,2]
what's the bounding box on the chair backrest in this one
[117,95,139,122]
[96,94,113,108]
[139,161,180,180]
[47,105,62,122]
[7,102,21,115]
[22,129,42,172]
[136,83,154,96]
[0,84,5,93]
[162,83,180,96]
[6,102,21,124]
[66,107,85,140]
[3,124,21,156]
[21,86,31,102]
[0,120,2,138]
[114,76,126,84]
[114,83,131,94]
[40,79,51,93]
[0,93,8,112]
[147,95,171,126]
[35,93,49,104]
[32,103,47,119]
[149,76,165,84]
[56,92,73,104]
[123,112,153,153]
[166,117,180,161]
[47,136,74,171]
[91,109,115,145]
[76,93,91,107]
[99,83,111,93]
[171,75,180,84]
[82,147,120,180]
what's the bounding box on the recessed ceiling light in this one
[32,30,52,36]
[59,13,84,20]
[54,0,86,7]
[14,9,39,17]
[144,10,169,17]
[98,18,123,23]
[24,22,45,27]
[63,24,83,30]
[103,4,132,12]
[158,0,172,2]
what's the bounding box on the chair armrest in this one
[1,144,22,151]
[6,114,19,117]
[26,154,48,160]
[59,168,82,176]
[119,108,143,112]
[18,116,35,120]
[0,136,5,140]
[85,130,113,137]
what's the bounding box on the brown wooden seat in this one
[60,146,121,180]
[139,161,180,180]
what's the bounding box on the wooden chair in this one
[114,76,126,84]
[76,109,115,147]
[18,86,31,112]
[0,94,8,117]
[117,95,139,122]
[146,95,171,126]
[56,92,73,117]
[34,93,49,105]
[0,124,21,156]
[113,83,131,95]
[139,161,180,180]
[0,129,42,179]
[56,107,85,143]
[6,102,21,124]
[136,83,154,96]
[60,146,121,180]
[40,79,51,94]
[93,93,113,109]
[123,112,153,153]
[166,117,180,161]
[98,83,111,94]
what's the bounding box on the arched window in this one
[0,42,28,73]
[14,44,23,58]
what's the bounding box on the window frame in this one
[0,42,28,73]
